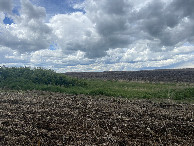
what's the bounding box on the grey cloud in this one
[65,33,131,58]
[83,0,167,57]
[0,33,50,53]
[81,0,194,57]
[0,0,52,53]
[170,0,194,18]
[82,0,134,58]
[63,39,107,58]
[21,0,46,20]
[138,1,165,36]
[0,0,13,12]
[138,0,194,47]
[1,0,194,63]
[101,0,131,15]
[93,0,131,37]
[96,16,128,37]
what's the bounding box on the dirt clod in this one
[0,90,193,145]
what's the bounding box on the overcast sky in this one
[0,0,194,72]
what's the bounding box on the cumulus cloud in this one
[0,0,194,71]
[20,0,46,20]
[82,0,135,57]
[60,46,194,72]
[0,12,5,24]
[0,0,52,53]
[0,0,13,12]
[49,12,100,57]
[2,0,194,56]
[139,0,194,48]
[90,0,194,53]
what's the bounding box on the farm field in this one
[0,90,193,145]
[1,67,194,101]
[0,67,194,145]
[65,68,194,83]
[1,0,194,145]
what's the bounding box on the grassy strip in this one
[72,80,194,101]
[3,79,193,101]
[0,67,194,101]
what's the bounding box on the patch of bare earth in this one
[0,91,193,145]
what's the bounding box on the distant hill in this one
[65,68,194,83]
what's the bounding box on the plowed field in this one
[0,91,194,145]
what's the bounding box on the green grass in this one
[0,66,194,101]
[66,80,194,101]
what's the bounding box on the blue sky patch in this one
[31,0,85,16]
[12,7,20,16]
[3,16,14,25]
[49,43,58,50]
[183,42,194,46]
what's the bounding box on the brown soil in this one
[0,90,194,145]
[65,68,194,83]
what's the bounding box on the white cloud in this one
[0,0,194,72]
[0,0,52,53]
[20,0,46,21]
[48,12,100,56]
[0,12,5,24]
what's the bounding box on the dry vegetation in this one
[0,90,193,145]
[65,68,194,83]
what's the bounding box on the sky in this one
[0,0,194,72]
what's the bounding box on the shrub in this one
[0,66,87,90]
